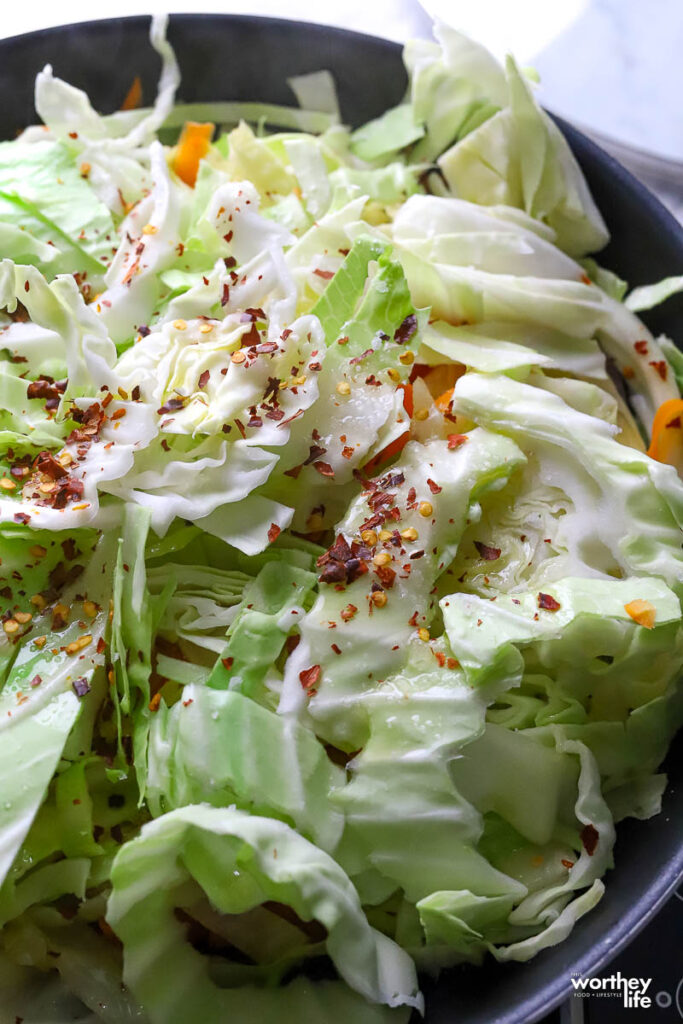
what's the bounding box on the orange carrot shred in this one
[172,122,215,188]
[647,398,683,475]
[121,76,142,111]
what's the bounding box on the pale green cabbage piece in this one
[106,805,422,1022]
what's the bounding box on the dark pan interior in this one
[0,14,681,1024]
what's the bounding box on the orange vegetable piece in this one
[121,76,142,111]
[647,398,683,475]
[172,122,215,187]
[435,387,454,415]
[363,383,413,473]
[624,599,656,629]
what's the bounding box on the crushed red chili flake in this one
[406,486,416,505]
[221,657,234,671]
[349,348,373,365]
[580,823,599,855]
[284,634,301,656]
[30,675,42,687]
[341,446,354,459]
[447,434,468,450]
[340,604,358,621]
[474,541,501,561]
[337,336,349,346]
[234,418,246,439]
[409,549,425,560]
[649,360,668,381]
[537,592,561,612]
[13,513,31,525]
[374,564,396,588]
[408,610,419,627]
[161,439,170,452]
[426,478,442,495]
[304,444,327,465]
[34,451,67,481]
[72,678,90,698]
[309,361,322,371]
[221,283,230,306]
[247,414,263,428]
[313,461,335,478]
[299,664,321,691]
[61,538,78,561]
[267,523,281,544]
[223,230,233,243]
[224,256,237,269]
[156,397,185,416]
[561,859,575,869]
[331,643,342,655]
[434,651,446,667]
[198,370,210,389]
[633,340,649,355]
[52,478,84,510]
[138,325,151,337]
[314,268,334,280]
[284,464,303,479]
[393,313,418,345]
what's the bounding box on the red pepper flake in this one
[30,674,42,687]
[309,361,322,371]
[224,256,237,269]
[561,859,575,870]
[374,564,396,588]
[337,336,349,346]
[148,692,162,712]
[285,634,300,655]
[221,657,234,671]
[409,549,425,560]
[634,340,649,355]
[313,461,335,478]
[234,418,246,439]
[580,273,592,285]
[341,446,354,459]
[24,280,29,293]
[537,592,561,612]
[447,434,468,450]
[340,604,358,621]
[221,283,230,306]
[408,610,419,627]
[649,360,668,381]
[426,478,442,495]
[157,397,185,415]
[304,444,327,465]
[446,657,459,670]
[406,486,416,505]
[434,651,446,667]
[314,268,334,280]
[393,313,417,345]
[161,439,170,452]
[331,643,342,655]
[267,523,281,544]
[72,677,90,698]
[223,230,233,243]
[580,823,599,855]
[183,698,194,707]
[284,464,303,479]
[474,541,501,561]
[13,513,30,525]
[198,370,210,389]
[299,664,321,692]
